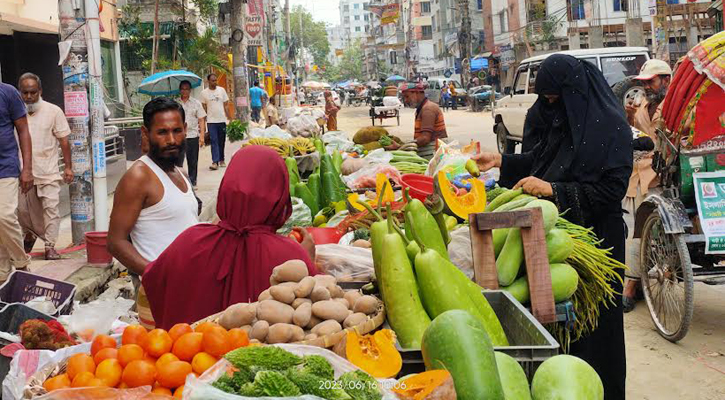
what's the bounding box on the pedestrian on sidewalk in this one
[108,97,200,329]
[249,81,266,124]
[0,82,33,281]
[324,91,339,131]
[16,73,73,260]
[440,82,450,111]
[178,80,206,189]
[142,146,318,329]
[201,73,230,171]
[403,84,447,160]
[265,97,279,127]
[448,81,458,110]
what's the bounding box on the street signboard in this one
[381,4,400,24]
[245,15,263,46]
[694,171,725,254]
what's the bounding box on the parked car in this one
[494,47,650,153]
[425,78,468,106]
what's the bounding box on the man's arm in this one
[223,90,231,120]
[107,167,150,275]
[13,117,33,193]
[59,137,73,183]
[198,117,207,145]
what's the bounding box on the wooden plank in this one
[469,215,499,289]
[520,207,557,324]
[474,211,533,230]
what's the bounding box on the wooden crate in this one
[469,208,557,324]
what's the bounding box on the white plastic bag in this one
[322,131,355,152]
[448,226,474,279]
[278,198,312,235]
[315,244,374,282]
[64,298,134,342]
[382,96,402,107]
[183,344,399,400]
[248,125,292,140]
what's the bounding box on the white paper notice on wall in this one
[58,40,73,66]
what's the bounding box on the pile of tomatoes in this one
[42,322,250,397]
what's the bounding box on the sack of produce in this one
[185,344,400,399]
[278,198,312,236]
[315,244,375,282]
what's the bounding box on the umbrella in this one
[302,81,329,89]
[366,80,381,88]
[385,75,406,83]
[138,70,202,96]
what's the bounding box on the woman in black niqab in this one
[475,54,632,400]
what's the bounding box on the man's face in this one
[208,75,218,88]
[179,84,191,99]
[644,75,670,104]
[142,110,187,169]
[406,91,425,107]
[19,78,41,106]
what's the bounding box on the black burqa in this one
[499,54,633,400]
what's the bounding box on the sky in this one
[289,0,340,26]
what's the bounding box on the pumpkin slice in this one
[335,329,402,379]
[375,173,396,205]
[434,171,487,220]
[394,370,456,400]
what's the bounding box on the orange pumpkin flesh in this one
[345,329,402,379]
[393,370,454,400]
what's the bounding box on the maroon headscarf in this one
[142,146,317,329]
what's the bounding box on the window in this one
[354,3,360,9]
[390,51,397,64]
[527,64,539,94]
[344,17,350,23]
[477,0,483,10]
[421,1,431,13]
[581,57,598,68]
[343,5,349,11]
[364,14,369,21]
[498,11,507,32]
[431,16,436,31]
[613,0,628,12]
[433,44,438,57]
[513,67,528,95]
[600,55,648,86]
[355,26,361,32]
[365,25,369,32]
[421,25,433,40]
[355,15,360,20]
[569,0,585,20]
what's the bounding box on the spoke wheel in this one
[639,212,694,342]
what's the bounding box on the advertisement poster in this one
[64,91,89,118]
[245,15,263,46]
[693,171,725,254]
[381,4,400,25]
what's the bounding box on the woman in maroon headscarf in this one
[142,146,317,329]
[324,91,339,131]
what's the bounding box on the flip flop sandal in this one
[623,296,637,313]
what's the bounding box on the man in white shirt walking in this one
[17,73,73,260]
[200,74,230,171]
[177,80,206,188]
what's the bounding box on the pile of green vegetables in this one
[362,185,508,349]
[487,188,625,351]
[421,309,604,400]
[288,139,348,220]
[213,346,383,400]
[389,151,428,175]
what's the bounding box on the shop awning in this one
[0,12,57,36]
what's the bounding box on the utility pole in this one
[58,0,107,242]
[151,0,160,73]
[231,0,250,122]
[458,0,472,87]
[284,0,292,77]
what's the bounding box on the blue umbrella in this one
[385,75,406,83]
[138,70,202,96]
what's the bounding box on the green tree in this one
[321,41,364,83]
[192,0,219,22]
[180,27,229,76]
[285,6,330,67]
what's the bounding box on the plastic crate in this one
[0,303,56,386]
[396,290,560,380]
[0,271,76,316]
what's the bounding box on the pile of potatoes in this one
[218,260,380,344]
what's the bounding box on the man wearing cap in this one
[403,84,447,160]
[622,58,673,312]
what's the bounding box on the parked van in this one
[425,78,468,106]
[493,47,650,153]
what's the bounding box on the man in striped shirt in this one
[403,84,448,160]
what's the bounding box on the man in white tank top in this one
[108,97,199,276]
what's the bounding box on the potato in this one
[306,316,322,330]
[270,285,295,304]
[290,325,305,342]
[271,260,309,283]
[353,296,379,315]
[219,303,256,330]
[258,289,272,302]
[329,285,344,299]
[333,298,350,309]
[343,313,368,328]
[257,300,294,324]
[304,333,318,341]
[294,276,315,298]
[344,290,362,307]
[311,300,349,323]
[310,286,331,302]
[278,282,298,288]
[291,298,312,309]
[313,274,337,287]
[270,277,280,286]
[267,323,297,344]
[352,239,371,248]
[250,320,269,342]
[293,302,312,327]
[240,325,253,334]
[311,320,342,336]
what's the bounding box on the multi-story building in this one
[361,0,406,79]
[340,0,371,40]
[327,25,350,66]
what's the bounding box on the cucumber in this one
[496,228,523,286]
[485,188,522,212]
[524,199,559,232]
[531,355,603,400]
[495,352,532,400]
[422,310,505,400]
[502,263,579,304]
[494,195,536,212]
[546,228,575,263]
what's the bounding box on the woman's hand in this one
[514,176,553,197]
[471,152,502,172]
[293,227,316,261]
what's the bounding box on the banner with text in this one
[693,171,725,254]
[381,4,400,25]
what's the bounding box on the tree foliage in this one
[320,41,365,83]
[192,0,219,22]
[284,6,330,67]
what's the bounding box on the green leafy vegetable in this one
[287,369,352,400]
[300,355,335,380]
[224,346,302,370]
[339,370,382,400]
[254,370,302,397]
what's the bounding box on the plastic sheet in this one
[448,226,474,279]
[322,131,355,153]
[294,152,321,174]
[287,115,320,138]
[184,344,399,400]
[247,125,292,140]
[315,244,374,282]
[64,299,134,342]
[278,198,312,236]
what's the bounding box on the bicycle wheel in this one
[639,212,694,342]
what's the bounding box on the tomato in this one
[289,231,303,243]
